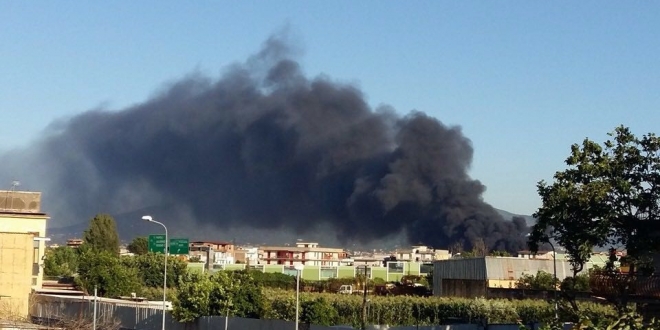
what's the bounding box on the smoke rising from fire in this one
[0,36,527,251]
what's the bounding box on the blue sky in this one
[1,2,659,216]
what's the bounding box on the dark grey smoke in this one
[0,36,527,252]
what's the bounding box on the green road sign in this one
[148,234,166,253]
[169,238,189,255]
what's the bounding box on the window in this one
[320,267,337,279]
[387,262,404,274]
[356,265,371,279]
[283,266,298,277]
[32,240,40,277]
[420,263,433,274]
[248,265,264,272]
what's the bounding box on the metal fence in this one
[29,294,539,330]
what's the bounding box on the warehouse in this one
[432,256,572,298]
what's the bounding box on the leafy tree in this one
[173,271,213,322]
[529,126,660,277]
[561,273,591,292]
[82,213,120,254]
[173,270,265,322]
[121,253,188,288]
[76,249,140,297]
[516,270,559,290]
[248,270,296,289]
[44,246,79,277]
[127,236,149,255]
[207,271,264,318]
[301,297,338,326]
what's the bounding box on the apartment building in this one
[234,246,259,265]
[395,245,451,262]
[66,238,84,248]
[189,241,235,265]
[260,242,347,266]
[517,250,556,260]
[0,190,49,318]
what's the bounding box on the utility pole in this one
[361,265,368,330]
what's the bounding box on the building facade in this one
[395,246,451,262]
[0,190,49,318]
[188,241,235,266]
[234,247,259,265]
[260,242,347,266]
[432,256,572,298]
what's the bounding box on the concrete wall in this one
[194,262,430,282]
[0,232,34,318]
[435,279,487,298]
[0,214,48,290]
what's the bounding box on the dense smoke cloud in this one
[0,35,527,251]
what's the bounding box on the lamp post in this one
[142,215,168,330]
[546,240,559,321]
[294,264,304,330]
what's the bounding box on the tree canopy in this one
[76,249,141,297]
[516,270,559,291]
[82,213,120,254]
[44,246,79,277]
[529,126,660,275]
[127,236,149,255]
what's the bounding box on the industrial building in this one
[0,189,49,318]
[432,256,572,298]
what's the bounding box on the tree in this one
[121,253,188,288]
[561,273,591,292]
[172,270,265,322]
[301,297,339,326]
[83,214,120,254]
[516,270,559,290]
[173,271,213,322]
[44,246,79,277]
[76,249,140,297]
[529,126,660,277]
[490,250,512,257]
[127,237,149,255]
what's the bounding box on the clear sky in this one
[1,2,659,216]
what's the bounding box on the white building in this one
[260,242,346,266]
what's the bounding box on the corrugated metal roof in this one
[434,257,575,281]
[485,257,572,280]
[433,257,487,280]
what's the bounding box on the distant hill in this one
[48,207,535,250]
[496,209,536,226]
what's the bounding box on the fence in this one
[29,294,543,330]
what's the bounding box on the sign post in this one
[148,234,166,253]
[169,238,190,255]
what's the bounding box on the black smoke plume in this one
[0,36,527,251]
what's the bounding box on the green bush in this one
[301,297,339,326]
[174,271,616,328]
[262,288,616,328]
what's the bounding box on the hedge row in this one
[261,289,616,327]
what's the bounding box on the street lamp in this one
[527,233,559,321]
[546,240,559,321]
[294,264,304,330]
[142,215,168,330]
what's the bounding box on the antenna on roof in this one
[5,180,20,210]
